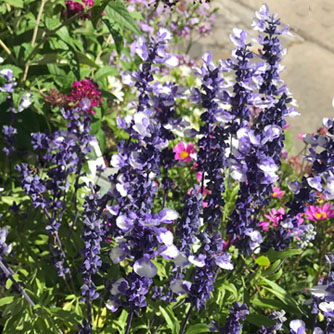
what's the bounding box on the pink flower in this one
[271,187,285,198]
[305,203,334,221]
[65,0,94,19]
[196,171,203,183]
[298,133,304,140]
[259,208,285,230]
[69,78,102,114]
[296,212,304,225]
[173,142,196,162]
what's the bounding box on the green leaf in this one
[75,51,99,68]
[263,260,281,277]
[255,256,270,267]
[252,297,302,316]
[265,248,302,262]
[94,66,118,82]
[246,313,275,327]
[159,306,180,334]
[5,0,23,8]
[185,324,209,334]
[45,17,60,31]
[0,296,14,307]
[56,26,80,50]
[103,20,123,55]
[91,2,109,28]
[105,0,140,34]
[217,282,238,300]
[95,128,106,153]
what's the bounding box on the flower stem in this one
[180,304,193,334]
[0,259,36,308]
[125,309,134,334]
[23,0,46,81]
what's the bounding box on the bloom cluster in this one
[45,78,102,115]
[106,28,182,315]
[17,108,94,277]
[64,0,94,19]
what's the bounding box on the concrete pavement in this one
[187,0,334,152]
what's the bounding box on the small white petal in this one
[111,278,127,295]
[290,319,305,332]
[106,300,118,312]
[310,285,328,298]
[319,301,334,313]
[188,254,206,267]
[171,280,191,294]
[116,215,133,231]
[174,253,189,267]
[116,183,127,197]
[109,247,125,264]
[163,208,179,221]
[134,259,157,278]
[164,56,178,67]
[161,244,179,259]
[158,230,174,246]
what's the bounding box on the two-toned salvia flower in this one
[0,69,31,113]
[80,190,104,302]
[211,302,249,334]
[289,320,306,334]
[185,51,234,311]
[0,226,12,260]
[0,226,12,287]
[257,310,287,334]
[106,29,182,316]
[2,125,17,156]
[176,185,202,256]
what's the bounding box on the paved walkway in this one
[188,0,334,153]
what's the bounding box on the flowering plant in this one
[0,1,334,334]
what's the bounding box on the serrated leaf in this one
[94,66,118,82]
[103,19,123,55]
[91,2,109,27]
[105,0,140,34]
[255,256,270,267]
[185,323,209,334]
[45,17,60,31]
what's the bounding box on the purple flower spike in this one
[2,125,17,156]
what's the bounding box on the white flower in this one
[133,258,157,278]
[108,76,124,103]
